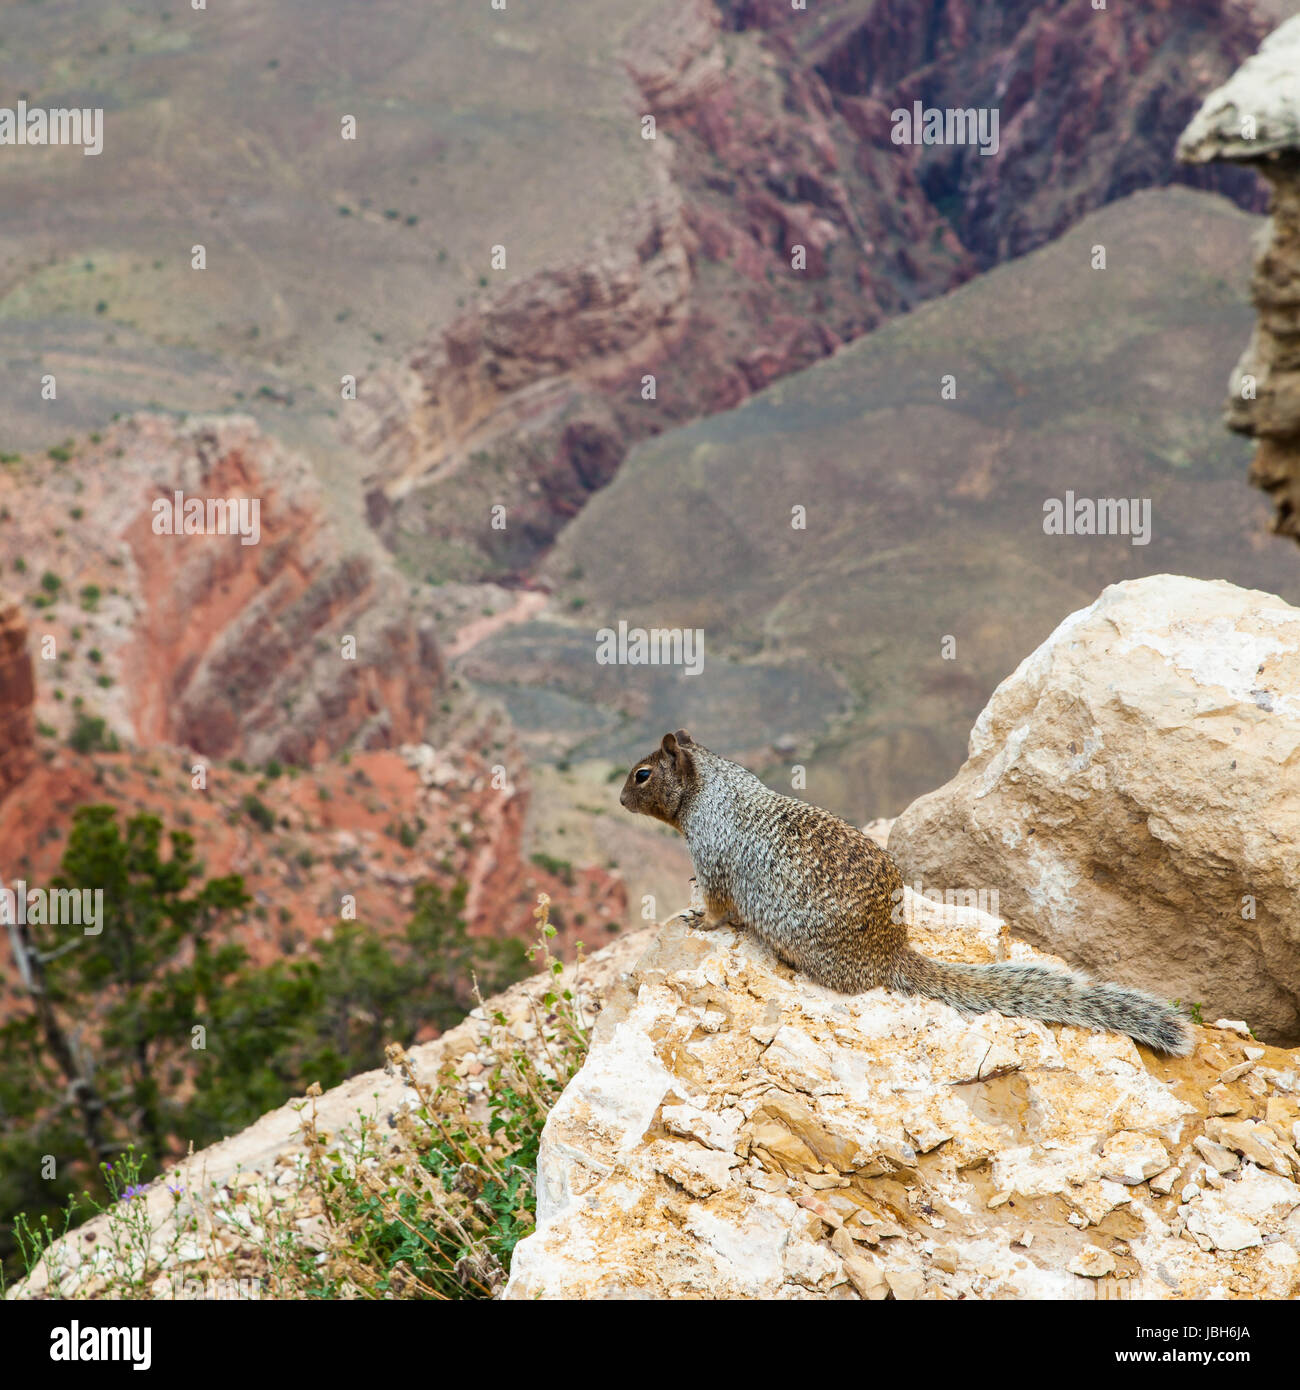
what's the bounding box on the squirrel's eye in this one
[634,767,650,783]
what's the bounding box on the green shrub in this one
[529,852,574,887]
[68,713,118,754]
[241,794,276,832]
[270,898,582,1298]
[1,815,534,1291]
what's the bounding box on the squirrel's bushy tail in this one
[893,948,1194,1056]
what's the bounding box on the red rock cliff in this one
[0,416,444,767]
[0,602,35,807]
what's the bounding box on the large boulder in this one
[889,575,1300,1044]
[505,894,1300,1300]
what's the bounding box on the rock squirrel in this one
[620,730,1193,1056]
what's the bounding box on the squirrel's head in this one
[619,729,697,828]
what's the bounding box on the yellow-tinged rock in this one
[504,894,1300,1299]
[1068,1246,1117,1278]
[843,1255,889,1300]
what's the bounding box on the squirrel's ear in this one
[661,731,692,776]
[673,728,693,746]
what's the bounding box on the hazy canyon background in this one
[2,0,1299,1037]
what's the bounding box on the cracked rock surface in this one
[506,891,1300,1300]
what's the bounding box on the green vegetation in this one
[1176,999,1206,1027]
[240,793,276,831]
[0,807,248,1278]
[68,712,119,754]
[285,909,585,1297]
[1,806,533,1286]
[529,852,574,887]
[387,817,424,849]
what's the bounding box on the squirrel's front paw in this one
[682,908,736,932]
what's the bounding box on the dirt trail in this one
[444,588,550,661]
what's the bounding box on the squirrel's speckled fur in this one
[620,730,1194,1056]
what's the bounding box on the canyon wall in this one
[0,602,35,807]
[353,0,1272,583]
[0,415,443,767]
[1180,15,1300,543]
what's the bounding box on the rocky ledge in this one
[506,893,1300,1300]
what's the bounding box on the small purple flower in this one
[167,1184,184,1197]
[119,1183,147,1201]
